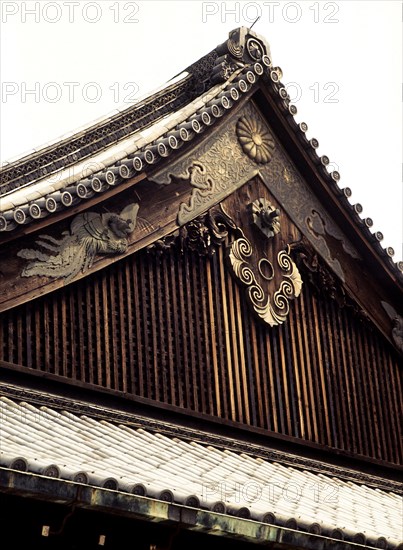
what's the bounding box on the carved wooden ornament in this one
[228,234,302,326]
[17,203,139,282]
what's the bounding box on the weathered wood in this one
[206,255,222,417]
[0,181,401,465]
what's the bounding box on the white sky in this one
[0,0,402,261]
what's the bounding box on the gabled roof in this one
[0,27,402,284]
[1,391,402,548]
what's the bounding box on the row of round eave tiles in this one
[264,69,403,274]
[1,57,402,276]
[0,60,269,233]
[4,456,400,550]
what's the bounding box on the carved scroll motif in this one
[151,114,261,226]
[228,234,302,326]
[17,203,139,282]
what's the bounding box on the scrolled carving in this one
[17,203,139,281]
[152,117,259,226]
[236,116,275,164]
[228,234,302,326]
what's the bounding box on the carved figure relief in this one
[17,203,139,282]
[228,234,302,326]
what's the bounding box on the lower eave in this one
[0,469,375,550]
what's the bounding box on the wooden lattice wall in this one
[0,242,401,464]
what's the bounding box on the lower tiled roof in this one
[0,395,401,547]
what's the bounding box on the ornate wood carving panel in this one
[0,98,400,355]
[1,182,401,466]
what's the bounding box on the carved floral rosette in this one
[228,236,302,326]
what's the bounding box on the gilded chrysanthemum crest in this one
[236,116,275,164]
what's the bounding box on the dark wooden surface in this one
[1,183,401,466]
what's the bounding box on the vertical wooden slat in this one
[52,297,60,376]
[360,325,382,459]
[0,315,3,362]
[354,317,375,457]
[108,270,119,391]
[241,298,260,427]
[302,286,325,443]
[176,250,191,409]
[34,306,42,370]
[85,280,95,385]
[218,246,236,420]
[162,254,176,405]
[191,253,206,413]
[42,300,53,372]
[206,255,222,417]
[391,355,403,462]
[169,250,184,407]
[331,299,356,452]
[270,328,286,434]
[183,250,198,411]
[211,249,229,418]
[69,289,77,380]
[263,325,278,432]
[370,330,391,460]
[310,293,332,446]
[101,273,111,388]
[76,285,86,382]
[235,280,252,424]
[252,321,267,428]
[371,338,392,463]
[320,297,340,449]
[226,268,245,424]
[292,295,312,440]
[139,256,151,398]
[124,261,135,393]
[154,255,168,403]
[385,346,402,463]
[278,324,293,436]
[341,306,365,455]
[287,304,305,439]
[352,316,371,457]
[16,311,23,366]
[25,305,33,369]
[148,255,159,401]
[131,256,144,396]
[93,280,103,386]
